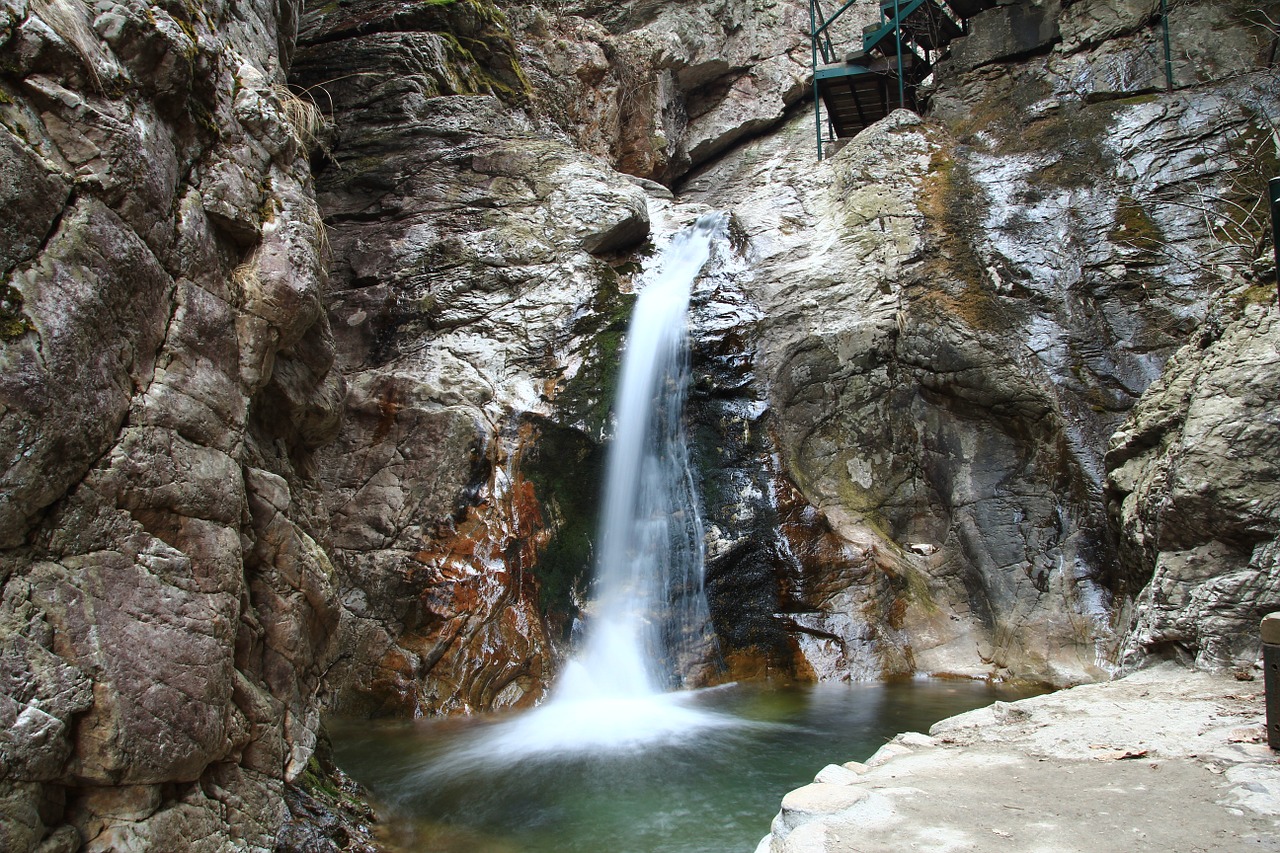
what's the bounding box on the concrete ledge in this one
[757,664,1280,852]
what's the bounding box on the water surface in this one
[329,678,1043,853]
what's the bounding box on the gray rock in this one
[508,0,816,183]
[0,0,359,845]
[0,127,69,278]
[760,665,1280,852]
[943,0,1063,73]
[1108,305,1280,671]
[1,198,172,548]
[293,0,667,714]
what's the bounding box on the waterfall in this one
[565,211,723,699]
[427,214,733,768]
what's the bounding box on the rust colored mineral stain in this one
[372,386,401,443]
[378,425,557,715]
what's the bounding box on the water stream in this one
[577,211,723,698]
[416,213,732,768]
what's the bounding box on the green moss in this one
[918,148,986,290]
[422,0,532,103]
[189,100,220,140]
[956,94,1121,191]
[299,756,342,800]
[516,257,654,637]
[1240,284,1277,305]
[556,262,636,438]
[1,286,33,340]
[904,564,936,611]
[1024,108,1115,190]
[521,419,602,638]
[1109,195,1164,256]
[915,145,1016,332]
[1112,93,1159,106]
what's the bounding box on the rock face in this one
[0,0,356,849]
[284,0,886,711]
[506,0,821,184]
[289,0,666,716]
[1108,305,1280,672]
[679,0,1280,685]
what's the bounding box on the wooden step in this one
[815,60,923,138]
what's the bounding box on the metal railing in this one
[809,0,909,159]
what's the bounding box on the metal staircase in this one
[809,0,996,158]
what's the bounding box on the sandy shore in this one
[756,663,1280,852]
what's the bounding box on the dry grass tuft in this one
[30,0,116,91]
[270,83,332,157]
[231,254,281,314]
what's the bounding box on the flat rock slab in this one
[760,664,1280,853]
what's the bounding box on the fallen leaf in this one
[1093,749,1149,760]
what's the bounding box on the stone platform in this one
[757,664,1280,852]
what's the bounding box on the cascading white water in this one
[565,211,723,699]
[422,214,732,770]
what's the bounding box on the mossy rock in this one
[555,261,638,438]
[520,417,603,639]
[300,755,343,800]
[916,145,1017,332]
[1215,119,1280,250]
[1,286,33,339]
[1109,195,1164,258]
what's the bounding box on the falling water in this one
[329,216,1056,852]
[569,210,724,698]
[420,214,732,769]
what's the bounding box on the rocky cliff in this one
[679,0,1280,685]
[1,0,1278,849]
[0,0,362,848]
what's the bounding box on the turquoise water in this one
[329,678,1042,853]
